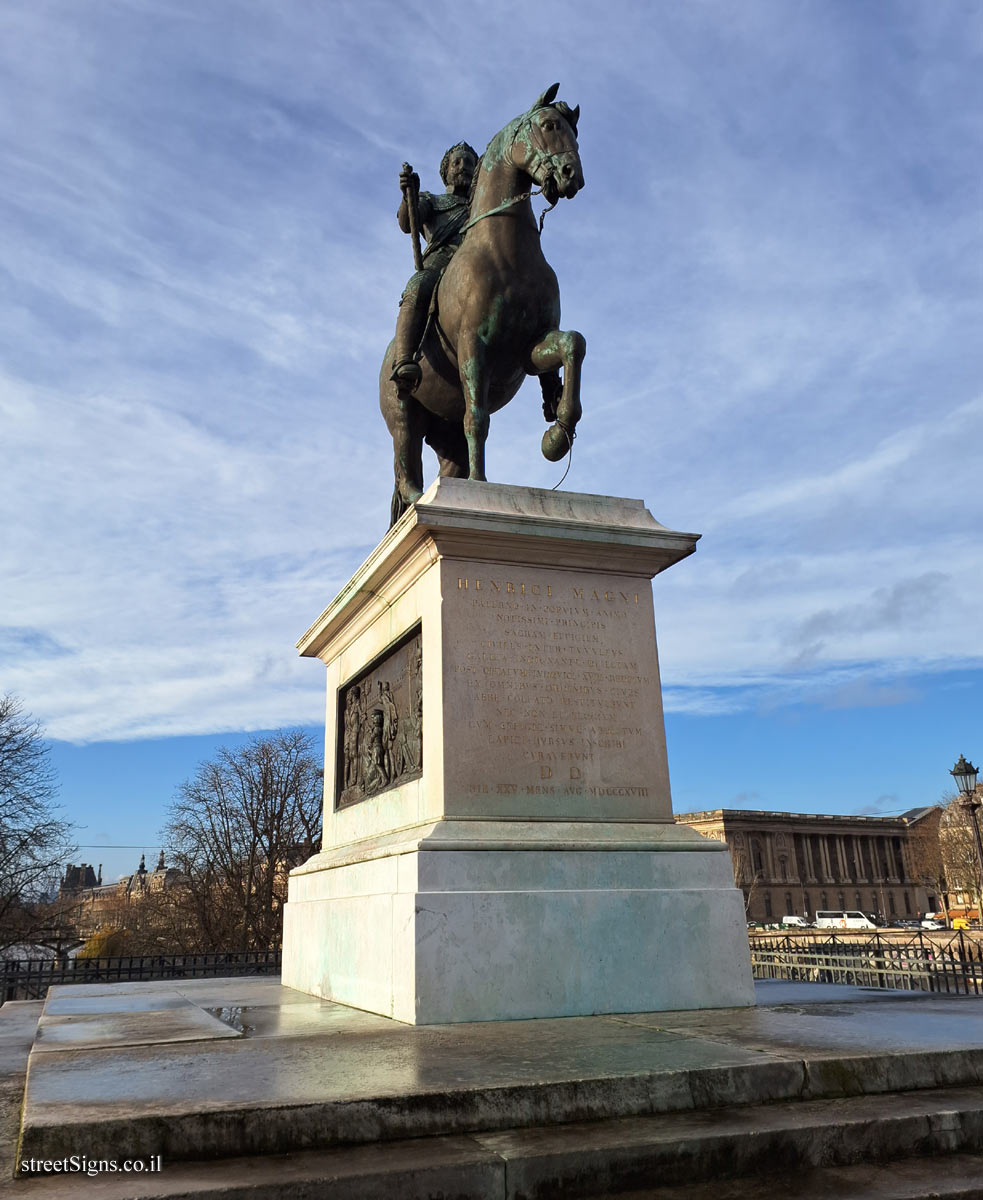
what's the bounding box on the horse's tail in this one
[390,483,407,529]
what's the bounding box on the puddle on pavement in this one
[205,1006,255,1035]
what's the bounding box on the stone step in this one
[19,1032,983,1166]
[607,1152,983,1200]
[478,1085,983,1198]
[13,1086,983,1198]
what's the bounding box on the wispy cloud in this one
[1,0,981,740]
[855,796,903,817]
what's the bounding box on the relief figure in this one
[337,631,423,808]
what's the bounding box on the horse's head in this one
[510,83,584,205]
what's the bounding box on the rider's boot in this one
[390,294,427,390]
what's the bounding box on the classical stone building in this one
[60,862,102,892]
[674,808,943,924]
[58,852,186,937]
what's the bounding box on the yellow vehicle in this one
[952,917,970,931]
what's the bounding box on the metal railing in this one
[1,950,282,1003]
[750,931,983,994]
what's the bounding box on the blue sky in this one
[2,1,981,882]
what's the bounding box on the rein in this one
[458,180,557,236]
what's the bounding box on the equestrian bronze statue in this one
[380,83,585,525]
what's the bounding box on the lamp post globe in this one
[951,755,980,797]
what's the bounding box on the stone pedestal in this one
[281,479,754,1023]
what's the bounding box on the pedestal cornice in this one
[297,478,700,662]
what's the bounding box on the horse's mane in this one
[466,114,523,212]
[467,152,484,211]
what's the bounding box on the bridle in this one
[505,109,567,191]
[459,108,574,236]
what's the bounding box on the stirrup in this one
[390,359,422,389]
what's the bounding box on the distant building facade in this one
[60,862,101,892]
[674,808,943,924]
[58,852,186,937]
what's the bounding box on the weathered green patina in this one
[380,84,585,525]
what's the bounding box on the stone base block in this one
[282,839,754,1024]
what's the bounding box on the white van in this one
[781,916,811,928]
[814,910,877,930]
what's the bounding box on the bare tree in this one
[904,806,949,917]
[939,789,983,914]
[730,843,762,921]
[162,730,322,952]
[0,694,75,952]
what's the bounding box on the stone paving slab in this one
[43,989,195,1016]
[0,1002,42,1185]
[41,978,323,1009]
[14,978,983,1172]
[35,991,241,1052]
[646,993,983,1054]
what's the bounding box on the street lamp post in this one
[950,755,983,923]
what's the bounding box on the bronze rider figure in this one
[390,142,479,389]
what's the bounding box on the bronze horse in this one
[380,84,585,524]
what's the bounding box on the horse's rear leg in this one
[386,385,427,527]
[425,419,469,479]
[527,330,586,462]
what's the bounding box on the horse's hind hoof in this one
[541,422,573,462]
[390,484,424,528]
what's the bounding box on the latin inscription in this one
[455,576,653,797]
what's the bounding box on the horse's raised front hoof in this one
[541,422,573,462]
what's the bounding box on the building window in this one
[764,892,773,919]
[904,891,911,915]
[785,892,794,915]
[751,840,764,875]
[838,892,845,910]
[889,893,896,915]
[855,892,863,909]
[803,892,811,915]
[779,857,788,882]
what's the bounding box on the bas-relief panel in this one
[448,570,661,801]
[335,628,422,809]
